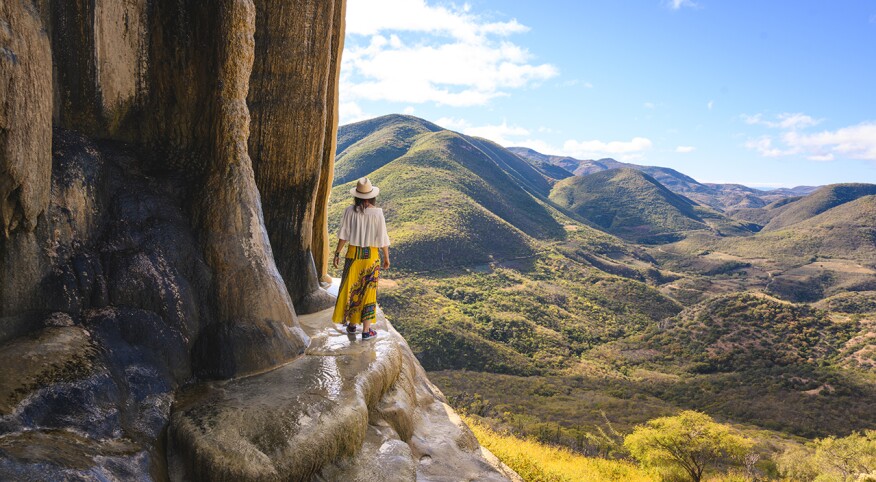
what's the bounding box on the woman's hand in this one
[381,247,390,271]
[333,253,340,269]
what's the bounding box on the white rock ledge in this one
[168,305,517,481]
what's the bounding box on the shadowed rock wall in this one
[248,0,344,314]
[1,0,344,377]
[0,0,344,476]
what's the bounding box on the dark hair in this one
[354,196,376,213]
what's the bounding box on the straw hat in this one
[350,177,380,199]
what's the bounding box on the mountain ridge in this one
[509,146,818,211]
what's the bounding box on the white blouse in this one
[338,206,391,248]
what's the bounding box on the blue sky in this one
[340,0,876,187]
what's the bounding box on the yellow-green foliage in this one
[624,411,754,482]
[776,430,876,481]
[549,168,715,243]
[462,415,654,482]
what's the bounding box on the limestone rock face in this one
[0,0,53,237]
[0,0,515,480]
[247,0,345,314]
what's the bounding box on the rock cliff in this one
[0,0,513,479]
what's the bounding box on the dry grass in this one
[462,415,654,482]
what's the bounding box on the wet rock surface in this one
[0,132,204,478]
[171,308,513,481]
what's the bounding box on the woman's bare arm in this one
[333,239,347,268]
[381,246,390,270]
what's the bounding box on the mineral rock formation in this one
[0,0,514,479]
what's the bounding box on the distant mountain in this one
[331,115,577,271]
[760,183,876,231]
[727,184,876,231]
[510,146,809,211]
[498,147,573,183]
[549,168,754,243]
[722,194,876,264]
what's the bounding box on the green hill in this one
[632,293,873,437]
[330,118,577,272]
[761,183,876,231]
[727,196,803,226]
[329,114,875,457]
[718,194,876,264]
[549,168,751,243]
[648,293,857,374]
[510,147,805,211]
[333,114,442,184]
[500,147,574,183]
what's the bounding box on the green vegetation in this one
[379,253,680,374]
[512,146,783,212]
[776,430,876,481]
[624,411,754,482]
[548,168,753,243]
[333,114,441,184]
[549,168,707,243]
[331,118,578,271]
[690,195,876,268]
[761,183,876,231]
[646,293,858,373]
[331,114,876,481]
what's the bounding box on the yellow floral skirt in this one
[332,246,380,326]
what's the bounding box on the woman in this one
[331,177,391,340]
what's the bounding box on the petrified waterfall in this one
[2,0,341,378]
[0,0,515,479]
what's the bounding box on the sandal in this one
[362,329,377,340]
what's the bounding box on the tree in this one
[813,430,876,481]
[623,411,753,482]
[778,430,876,481]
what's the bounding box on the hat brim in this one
[351,185,379,199]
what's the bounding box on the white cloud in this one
[676,146,696,153]
[744,136,799,158]
[784,123,876,161]
[435,117,531,146]
[667,0,698,10]
[870,14,876,24]
[563,137,653,161]
[342,0,557,107]
[807,153,835,162]
[403,106,416,115]
[346,0,528,40]
[435,117,652,162]
[644,102,656,109]
[743,111,876,162]
[742,112,821,130]
[435,116,465,130]
[707,100,714,110]
[338,101,371,125]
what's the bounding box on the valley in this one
[329,114,876,480]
